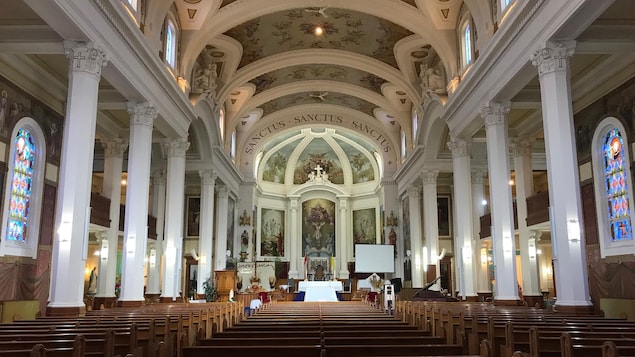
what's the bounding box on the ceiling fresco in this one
[224,8,413,70]
[258,91,378,118]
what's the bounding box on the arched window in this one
[0,118,46,258]
[461,22,473,69]
[412,108,418,144]
[501,0,513,12]
[230,130,236,160]
[126,0,138,11]
[592,117,635,257]
[219,108,225,141]
[163,15,178,70]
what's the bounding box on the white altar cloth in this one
[298,281,343,302]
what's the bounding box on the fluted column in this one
[197,170,217,295]
[481,101,520,304]
[448,139,477,300]
[97,138,128,300]
[511,138,541,300]
[338,198,349,279]
[471,170,490,294]
[289,197,300,278]
[147,169,166,295]
[48,43,107,315]
[531,40,592,311]
[407,186,423,288]
[214,186,229,270]
[118,103,156,306]
[421,170,439,280]
[159,138,190,301]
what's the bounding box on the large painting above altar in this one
[302,199,336,257]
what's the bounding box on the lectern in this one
[215,270,237,302]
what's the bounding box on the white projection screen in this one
[354,244,395,273]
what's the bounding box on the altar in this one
[298,281,343,302]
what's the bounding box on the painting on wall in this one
[302,199,336,257]
[438,196,451,237]
[186,196,201,237]
[260,208,285,257]
[353,208,376,254]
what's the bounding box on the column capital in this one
[339,198,348,211]
[531,40,576,77]
[216,185,229,197]
[471,169,487,184]
[199,170,217,185]
[289,197,299,211]
[95,230,108,241]
[481,101,511,127]
[421,170,438,185]
[127,102,158,127]
[101,137,128,158]
[64,42,108,77]
[510,138,534,158]
[529,229,543,241]
[407,186,421,196]
[151,169,167,185]
[447,139,472,158]
[162,138,190,157]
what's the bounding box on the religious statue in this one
[87,267,98,295]
[192,62,218,95]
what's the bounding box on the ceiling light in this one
[121,179,127,186]
[508,180,514,185]
[314,26,324,36]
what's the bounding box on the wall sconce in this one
[149,248,156,268]
[567,219,580,242]
[386,211,398,227]
[57,220,72,244]
[239,210,251,226]
[528,238,536,259]
[100,240,109,261]
[127,235,136,254]
[462,246,472,261]
[480,246,487,265]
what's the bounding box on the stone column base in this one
[46,305,86,317]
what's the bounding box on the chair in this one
[258,291,271,306]
[367,291,379,306]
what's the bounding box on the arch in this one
[591,116,635,258]
[0,117,47,259]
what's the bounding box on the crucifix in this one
[314,164,323,177]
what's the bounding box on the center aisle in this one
[182,301,482,357]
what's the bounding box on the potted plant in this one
[202,277,219,302]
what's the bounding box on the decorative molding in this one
[481,101,511,127]
[162,138,190,157]
[531,40,576,77]
[407,185,421,195]
[447,139,471,158]
[64,42,108,77]
[127,102,157,127]
[421,170,439,185]
[101,137,128,158]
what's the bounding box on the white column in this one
[481,101,520,303]
[407,186,423,288]
[97,137,128,298]
[382,180,400,279]
[197,170,217,295]
[511,138,541,298]
[289,197,300,279]
[48,43,107,314]
[119,102,156,305]
[471,170,490,294]
[338,198,349,279]
[214,186,229,270]
[147,169,166,295]
[448,139,477,299]
[160,138,190,301]
[421,170,439,280]
[531,40,592,310]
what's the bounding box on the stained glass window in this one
[603,128,633,241]
[6,128,35,242]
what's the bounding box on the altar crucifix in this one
[314,164,323,177]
